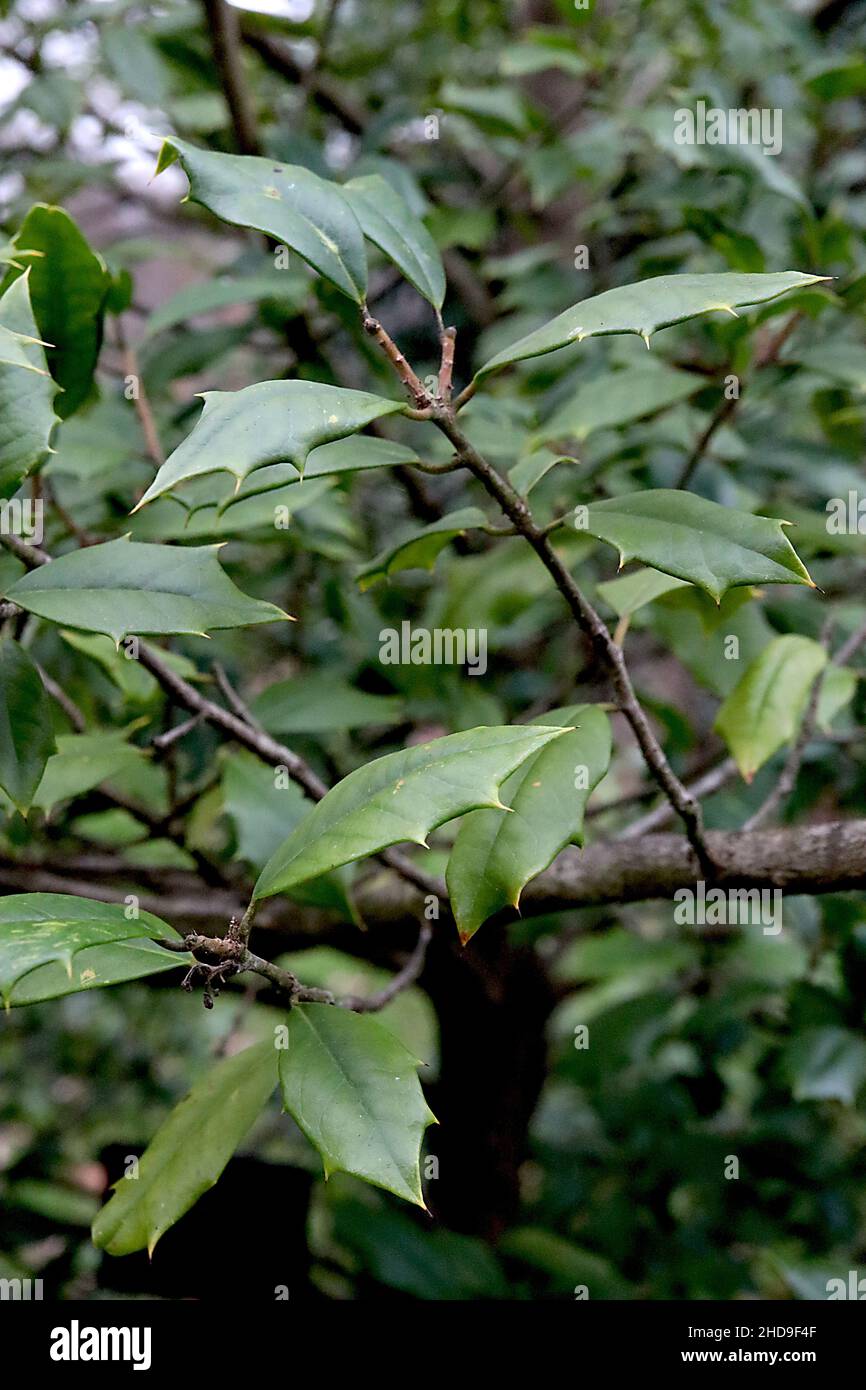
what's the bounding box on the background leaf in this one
[0,639,56,814]
[92,1041,277,1255]
[714,634,828,780]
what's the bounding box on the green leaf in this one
[157,138,368,302]
[7,937,190,1007]
[597,566,691,618]
[32,731,147,813]
[342,174,445,308]
[278,1004,435,1205]
[576,491,813,602]
[133,380,404,509]
[476,272,826,379]
[252,672,401,734]
[142,272,309,339]
[5,539,289,644]
[440,82,531,135]
[220,750,354,916]
[253,723,571,899]
[535,360,703,444]
[357,507,489,590]
[714,635,828,781]
[102,25,173,104]
[332,1199,508,1298]
[0,639,56,814]
[0,893,171,1007]
[447,705,610,942]
[508,450,573,497]
[817,664,858,730]
[60,630,157,702]
[92,1041,277,1256]
[0,274,59,496]
[783,1026,866,1104]
[3,205,112,417]
[212,433,419,516]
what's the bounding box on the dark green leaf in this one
[342,174,445,308]
[92,1041,277,1255]
[278,1005,435,1205]
[577,491,813,602]
[477,272,826,380]
[0,893,172,1006]
[0,639,56,814]
[3,205,111,417]
[157,138,368,302]
[254,724,571,899]
[133,380,404,508]
[5,539,289,643]
[447,705,611,942]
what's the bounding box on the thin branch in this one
[160,919,432,1013]
[115,320,166,470]
[36,664,86,732]
[151,712,206,751]
[361,310,432,409]
[676,311,802,489]
[428,407,717,875]
[201,0,260,154]
[359,317,715,872]
[621,759,738,838]
[438,326,456,403]
[340,922,432,1012]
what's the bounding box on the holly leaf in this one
[278,1004,435,1205]
[212,435,420,516]
[342,174,445,308]
[92,1041,277,1256]
[2,204,112,417]
[0,639,56,815]
[357,507,489,590]
[476,272,827,379]
[597,566,691,618]
[0,893,172,1006]
[0,274,59,496]
[253,724,571,899]
[5,539,290,644]
[156,138,368,302]
[576,491,813,602]
[133,380,404,509]
[252,672,402,734]
[31,730,147,814]
[714,634,828,781]
[535,360,703,444]
[447,706,611,942]
[6,936,190,1008]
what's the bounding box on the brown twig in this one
[201,0,260,154]
[115,320,165,470]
